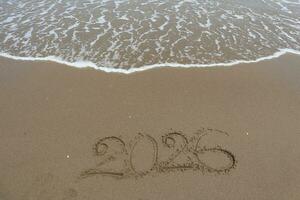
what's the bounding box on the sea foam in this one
[1,49,300,74]
[1,0,300,71]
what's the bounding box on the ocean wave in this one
[1,48,300,74]
[1,0,300,70]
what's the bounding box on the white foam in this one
[24,27,33,39]
[2,16,16,23]
[1,49,300,74]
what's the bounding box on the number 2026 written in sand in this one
[80,128,237,179]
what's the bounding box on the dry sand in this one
[0,54,300,200]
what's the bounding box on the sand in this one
[0,54,300,200]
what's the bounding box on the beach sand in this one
[0,54,300,200]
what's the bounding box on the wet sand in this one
[0,54,300,200]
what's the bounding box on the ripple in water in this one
[0,0,300,71]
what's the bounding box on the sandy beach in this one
[0,54,300,200]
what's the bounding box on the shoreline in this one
[0,54,300,200]
[1,48,300,74]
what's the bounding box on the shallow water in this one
[0,0,300,71]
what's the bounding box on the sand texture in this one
[0,54,300,200]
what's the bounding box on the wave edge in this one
[0,49,300,74]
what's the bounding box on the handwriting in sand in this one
[80,128,237,179]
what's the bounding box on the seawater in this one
[0,0,300,73]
